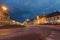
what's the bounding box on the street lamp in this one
[1,6,8,11]
[26,19,29,21]
[12,20,15,23]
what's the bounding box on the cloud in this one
[0,0,60,22]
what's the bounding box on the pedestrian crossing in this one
[46,31,56,40]
[46,37,53,40]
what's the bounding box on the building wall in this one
[0,5,22,26]
[40,17,47,24]
[0,9,10,25]
[47,15,60,24]
[34,16,47,25]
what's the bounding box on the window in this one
[57,17,59,20]
[54,18,55,20]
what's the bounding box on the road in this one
[0,26,60,40]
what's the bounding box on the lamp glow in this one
[2,6,7,11]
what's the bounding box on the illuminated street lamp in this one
[26,19,29,21]
[1,5,8,11]
[12,20,15,23]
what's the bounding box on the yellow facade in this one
[39,17,47,23]
[0,5,10,25]
[34,14,47,25]
[0,5,22,25]
[47,15,60,24]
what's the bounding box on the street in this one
[0,25,60,40]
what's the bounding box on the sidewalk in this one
[36,25,60,30]
[0,25,25,29]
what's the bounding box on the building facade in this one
[23,11,60,25]
[47,11,60,24]
[0,5,10,25]
[0,5,22,26]
[34,14,47,25]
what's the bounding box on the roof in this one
[47,11,60,18]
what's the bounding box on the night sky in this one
[0,0,60,22]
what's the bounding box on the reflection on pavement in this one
[0,29,14,37]
[0,26,60,40]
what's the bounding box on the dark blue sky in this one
[0,0,60,22]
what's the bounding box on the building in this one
[23,19,34,25]
[23,11,60,25]
[47,11,60,24]
[26,19,34,25]
[34,13,47,25]
[23,19,30,25]
[34,11,60,25]
[0,5,10,25]
[10,18,22,25]
[0,5,22,26]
